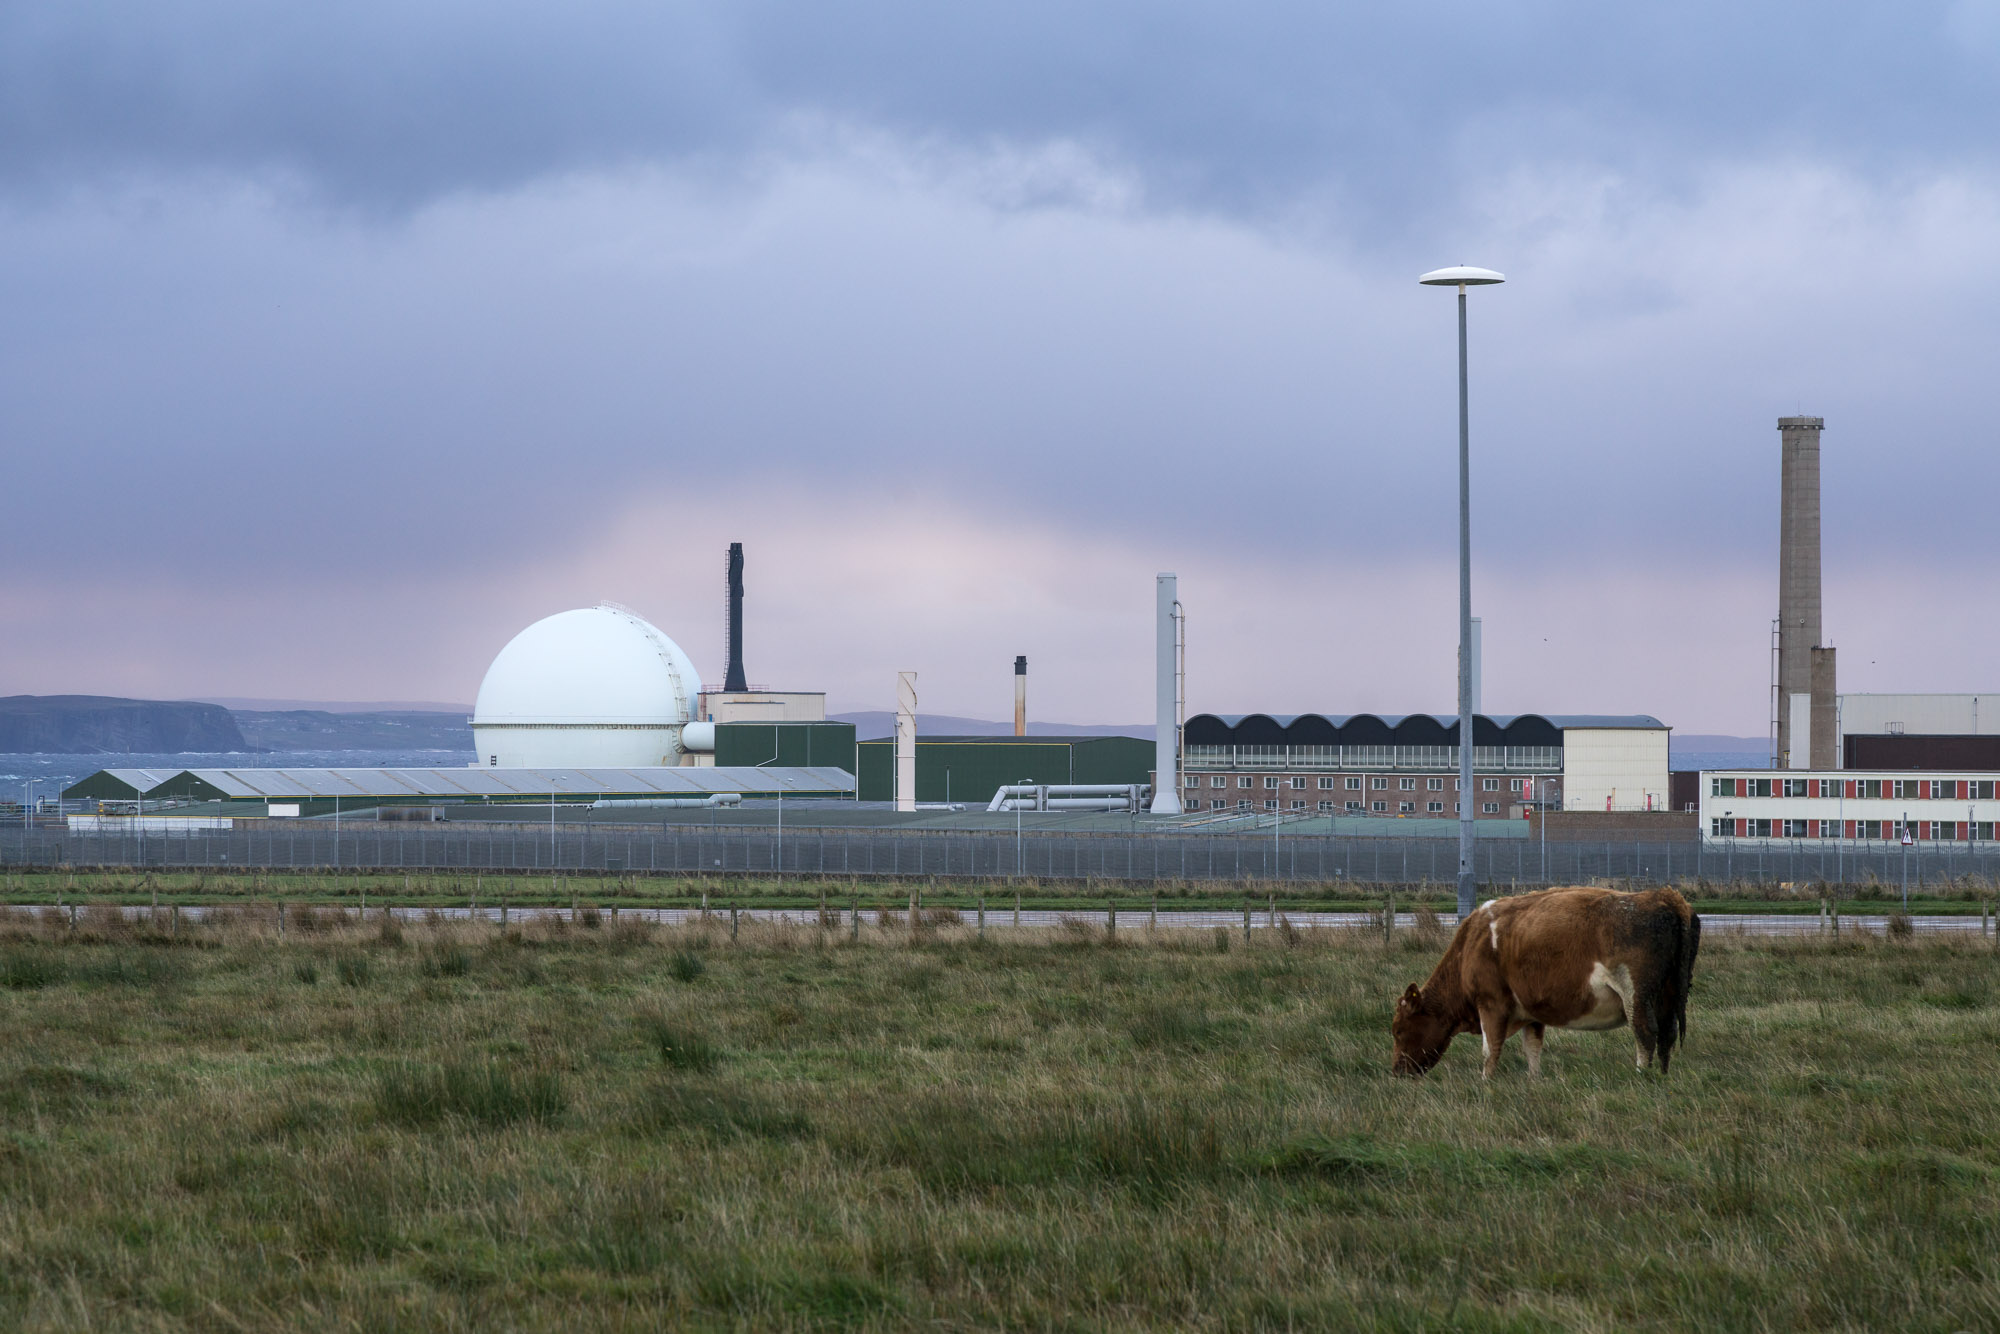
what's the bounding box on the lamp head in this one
[1419,266,1505,287]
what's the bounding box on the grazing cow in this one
[1391,886,1700,1079]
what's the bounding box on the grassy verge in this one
[3,868,1999,914]
[2,907,1998,1329]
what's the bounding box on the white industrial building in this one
[1698,770,2000,842]
[1178,713,1671,817]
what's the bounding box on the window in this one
[1371,777,1388,791]
[1346,777,1362,790]
[1781,819,1809,837]
[1710,777,1732,797]
[1482,778,1500,792]
[1238,777,1253,789]
[1317,801,1335,812]
[1263,800,1277,811]
[1782,779,1807,798]
[1929,821,1949,840]
[1863,820,1882,839]
[1211,777,1226,788]
[1317,776,1334,789]
[1750,778,1772,797]
[1346,801,1364,812]
[1427,777,1443,791]
[1398,801,1414,813]
[1186,775,1200,787]
[1979,781,1996,800]
[1750,818,1772,837]
[1893,780,1916,800]
[1264,776,1280,789]
[1290,800,1306,811]
[1454,802,1462,814]
[1399,778,1417,791]
[1861,779,1882,799]
[1711,817,1733,837]
[1979,822,1995,840]
[1237,800,1251,810]
[1289,776,1306,789]
[1371,800,1387,813]
[1482,802,1500,815]
[1426,801,1444,813]
[1935,780,1962,800]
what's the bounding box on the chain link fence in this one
[6,823,2000,887]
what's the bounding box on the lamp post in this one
[1420,264,1505,917]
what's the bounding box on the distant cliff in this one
[0,696,250,753]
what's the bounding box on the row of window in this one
[1711,817,1999,840]
[1711,777,1999,801]
[1187,774,1511,792]
[1191,799,1506,815]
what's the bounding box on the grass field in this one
[3,905,1998,1330]
[4,867,1999,917]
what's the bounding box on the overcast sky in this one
[4,2,1998,732]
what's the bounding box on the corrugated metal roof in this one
[60,768,191,799]
[130,766,855,801]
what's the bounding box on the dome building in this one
[471,604,704,769]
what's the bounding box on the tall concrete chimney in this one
[1013,656,1027,737]
[1776,417,1836,768]
[722,542,748,693]
[1148,574,1183,815]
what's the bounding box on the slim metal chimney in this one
[1013,656,1027,737]
[1776,417,1836,768]
[723,542,748,693]
[1148,574,1183,815]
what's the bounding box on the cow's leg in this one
[1478,1004,1511,1080]
[1522,1023,1546,1077]
[1631,993,1660,1072]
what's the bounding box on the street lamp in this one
[1420,263,1505,917]
[1016,778,1031,877]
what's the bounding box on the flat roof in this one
[70,766,855,802]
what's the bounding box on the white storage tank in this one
[471,604,703,769]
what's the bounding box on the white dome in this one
[471,605,703,768]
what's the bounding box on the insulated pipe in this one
[590,794,741,809]
[681,722,716,753]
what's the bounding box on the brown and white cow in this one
[1391,886,1700,1078]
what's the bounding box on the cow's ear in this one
[1402,984,1421,1004]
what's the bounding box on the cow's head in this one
[1391,984,1452,1076]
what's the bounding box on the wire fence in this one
[8,823,2000,888]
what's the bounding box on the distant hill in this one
[231,710,474,751]
[0,696,248,753]
[832,712,1154,741]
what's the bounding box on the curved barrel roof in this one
[1183,713,1665,749]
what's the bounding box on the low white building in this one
[1698,770,2000,842]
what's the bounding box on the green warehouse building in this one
[854,734,1154,805]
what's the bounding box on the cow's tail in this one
[1671,910,1701,1050]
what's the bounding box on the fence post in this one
[171,903,179,939]
[851,894,860,941]
[1831,893,1840,938]
[730,903,739,942]
[1150,894,1157,931]
[278,901,285,941]
[1014,891,1021,927]
[1106,897,1115,938]
[1384,891,1394,945]
[1242,898,1251,942]
[978,894,986,938]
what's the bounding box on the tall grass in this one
[0,911,1994,1329]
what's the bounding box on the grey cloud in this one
[2,2,1996,225]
